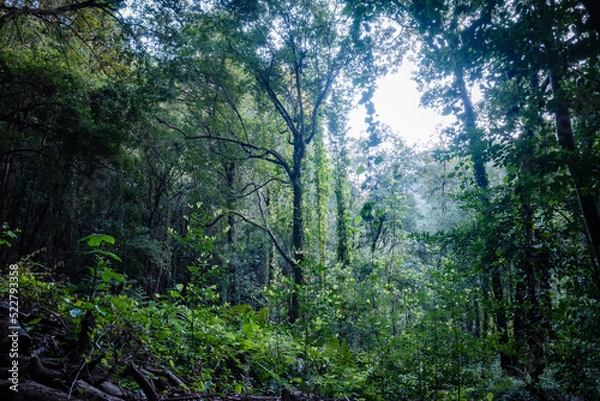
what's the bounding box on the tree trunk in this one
[0,145,17,266]
[455,67,488,189]
[225,160,236,245]
[455,65,517,374]
[331,123,351,266]
[550,70,600,284]
[289,137,306,324]
[335,174,350,265]
[516,178,546,387]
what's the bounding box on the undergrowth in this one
[1,242,369,398]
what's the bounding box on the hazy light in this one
[349,61,455,148]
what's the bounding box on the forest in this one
[1,0,600,400]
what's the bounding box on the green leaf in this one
[100,267,125,282]
[356,165,366,175]
[96,249,122,262]
[70,308,85,318]
[487,392,494,401]
[360,202,375,219]
[242,322,256,337]
[374,155,384,165]
[80,233,115,247]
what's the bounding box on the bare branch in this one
[237,177,288,199]
[156,117,293,178]
[230,210,295,267]
[259,68,301,138]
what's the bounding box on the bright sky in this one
[349,61,456,148]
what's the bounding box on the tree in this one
[327,92,354,266]
[141,0,397,322]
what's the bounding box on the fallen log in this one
[282,389,321,401]
[27,355,64,386]
[76,379,125,401]
[98,380,130,398]
[126,361,160,401]
[0,379,83,401]
[147,366,188,387]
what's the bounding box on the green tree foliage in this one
[130,0,401,322]
[2,0,600,400]
[0,0,137,267]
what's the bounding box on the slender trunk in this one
[473,298,481,338]
[333,135,350,265]
[490,270,516,374]
[518,184,546,386]
[456,67,488,189]
[225,160,236,245]
[515,129,549,390]
[513,275,527,356]
[0,150,14,224]
[314,135,328,267]
[456,65,516,374]
[334,174,350,265]
[225,160,237,303]
[289,138,305,324]
[550,70,600,284]
[0,147,16,265]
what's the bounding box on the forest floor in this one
[0,296,334,401]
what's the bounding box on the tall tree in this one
[327,93,353,266]
[142,0,396,322]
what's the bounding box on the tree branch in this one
[237,177,289,199]
[156,117,293,178]
[0,1,120,26]
[230,209,295,267]
[259,69,301,139]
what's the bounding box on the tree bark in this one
[455,67,488,189]
[455,64,517,374]
[126,362,160,401]
[0,380,83,401]
[515,164,546,388]
[290,144,305,323]
[76,380,125,401]
[550,70,600,284]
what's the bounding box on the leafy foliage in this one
[2,0,600,400]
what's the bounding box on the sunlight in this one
[349,60,456,148]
